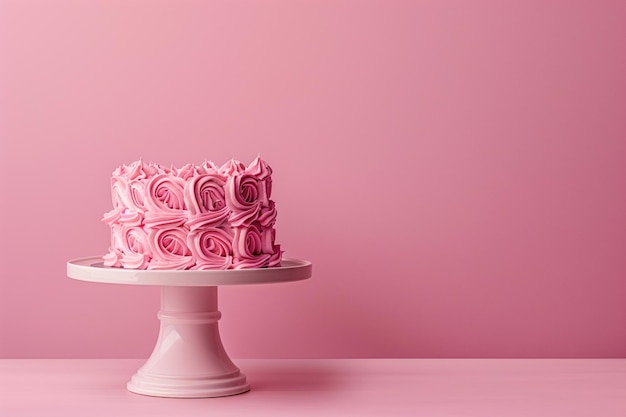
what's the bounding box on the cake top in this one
[109,156,273,213]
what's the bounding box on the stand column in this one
[127,286,250,398]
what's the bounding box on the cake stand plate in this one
[67,257,312,398]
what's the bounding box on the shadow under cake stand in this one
[66,257,312,398]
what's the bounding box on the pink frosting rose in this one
[111,176,130,210]
[120,226,151,269]
[231,224,271,269]
[187,226,233,270]
[147,227,195,270]
[257,200,277,227]
[143,174,188,226]
[145,173,187,212]
[225,173,264,227]
[127,180,147,213]
[184,173,227,217]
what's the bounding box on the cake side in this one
[102,157,281,270]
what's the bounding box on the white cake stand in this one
[66,256,312,398]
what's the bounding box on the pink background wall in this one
[1,0,625,359]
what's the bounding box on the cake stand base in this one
[127,286,250,398]
[67,256,312,398]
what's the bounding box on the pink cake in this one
[101,157,281,270]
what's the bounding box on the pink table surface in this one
[1,359,625,417]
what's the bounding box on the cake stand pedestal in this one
[67,257,312,398]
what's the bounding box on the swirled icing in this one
[102,157,282,270]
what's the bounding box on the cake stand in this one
[66,257,312,398]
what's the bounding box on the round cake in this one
[101,157,281,270]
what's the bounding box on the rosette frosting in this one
[102,157,282,270]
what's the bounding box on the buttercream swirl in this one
[219,159,246,176]
[231,224,271,269]
[185,173,227,217]
[187,226,233,270]
[147,227,195,270]
[120,226,151,269]
[225,173,263,227]
[145,174,187,212]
